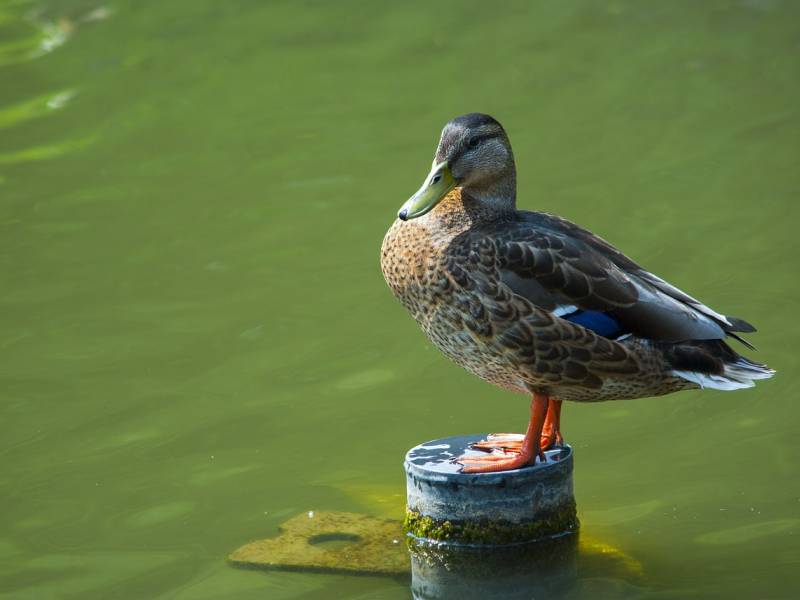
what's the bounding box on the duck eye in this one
[468,137,480,148]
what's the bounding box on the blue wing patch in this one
[563,310,625,339]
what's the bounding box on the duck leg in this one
[457,393,549,473]
[540,399,563,451]
[469,398,563,453]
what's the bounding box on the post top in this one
[404,434,572,486]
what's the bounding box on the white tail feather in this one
[672,358,775,391]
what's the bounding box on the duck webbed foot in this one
[469,432,525,453]
[456,393,552,473]
[465,397,564,461]
[456,449,542,472]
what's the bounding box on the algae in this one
[403,498,579,545]
[228,511,409,575]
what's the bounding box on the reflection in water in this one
[0,6,69,67]
[410,535,579,599]
[409,532,652,599]
[0,90,75,130]
[0,3,109,175]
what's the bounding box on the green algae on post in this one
[403,498,578,546]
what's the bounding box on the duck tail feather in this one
[723,356,775,383]
[727,331,756,351]
[671,357,775,391]
[726,316,757,334]
[665,340,774,391]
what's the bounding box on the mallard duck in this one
[380,113,774,473]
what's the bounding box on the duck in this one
[380,113,774,473]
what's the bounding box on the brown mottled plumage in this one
[380,113,773,471]
[384,188,692,401]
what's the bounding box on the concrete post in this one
[403,434,578,546]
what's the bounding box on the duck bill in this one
[398,161,456,221]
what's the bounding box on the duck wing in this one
[465,211,755,346]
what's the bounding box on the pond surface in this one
[1,1,798,598]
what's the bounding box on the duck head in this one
[398,113,517,221]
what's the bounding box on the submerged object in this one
[380,112,773,473]
[228,511,407,575]
[404,435,577,546]
[227,509,642,597]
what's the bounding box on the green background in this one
[1,0,798,597]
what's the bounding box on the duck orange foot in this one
[456,393,553,473]
[467,398,564,458]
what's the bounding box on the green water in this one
[1,0,798,597]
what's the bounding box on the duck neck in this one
[461,165,517,217]
[429,182,515,233]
